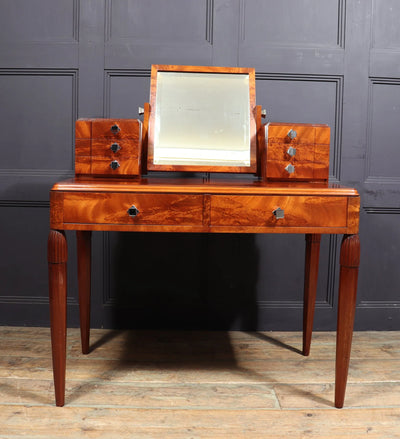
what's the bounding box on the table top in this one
[52,177,359,197]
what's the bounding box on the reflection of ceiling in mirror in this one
[154,72,251,167]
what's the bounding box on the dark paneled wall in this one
[1,0,399,330]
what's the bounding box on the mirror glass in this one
[153,71,251,167]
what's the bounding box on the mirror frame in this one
[147,65,257,173]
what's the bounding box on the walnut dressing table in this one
[48,65,360,408]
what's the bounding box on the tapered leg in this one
[48,229,68,407]
[335,234,360,408]
[77,231,92,355]
[302,234,321,356]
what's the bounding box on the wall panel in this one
[1,0,399,330]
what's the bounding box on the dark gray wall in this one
[1,0,399,330]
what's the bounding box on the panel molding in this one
[105,0,214,44]
[365,176,400,185]
[371,0,400,50]
[256,73,343,181]
[0,68,78,173]
[206,0,214,44]
[364,206,400,214]
[104,69,151,117]
[73,0,80,42]
[0,200,50,208]
[239,0,346,49]
[337,0,347,49]
[0,0,80,43]
[0,169,75,177]
[358,301,400,309]
[0,296,77,306]
[365,77,400,182]
[257,235,339,309]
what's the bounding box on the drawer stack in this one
[265,123,330,181]
[75,118,142,177]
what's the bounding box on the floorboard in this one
[0,327,399,438]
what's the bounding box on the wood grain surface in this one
[75,119,142,177]
[266,123,330,181]
[1,327,400,438]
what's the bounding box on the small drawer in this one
[63,193,204,226]
[266,143,315,162]
[91,157,140,176]
[210,195,347,228]
[92,119,141,139]
[266,123,330,181]
[266,124,316,145]
[266,161,315,180]
[91,139,140,157]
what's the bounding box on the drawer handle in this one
[110,142,121,153]
[111,124,120,134]
[287,129,297,140]
[287,146,296,157]
[285,163,295,174]
[273,207,284,220]
[110,160,120,170]
[127,205,140,218]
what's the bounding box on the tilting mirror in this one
[147,65,257,173]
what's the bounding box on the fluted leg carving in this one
[335,234,360,408]
[77,231,92,355]
[48,229,68,407]
[303,234,321,356]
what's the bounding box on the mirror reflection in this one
[153,71,251,167]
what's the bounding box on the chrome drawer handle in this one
[127,205,140,218]
[111,124,120,134]
[110,160,120,170]
[287,129,297,139]
[273,207,284,220]
[110,143,121,153]
[285,163,295,174]
[287,146,296,157]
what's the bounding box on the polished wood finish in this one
[147,65,257,173]
[75,119,142,177]
[48,177,360,407]
[266,123,330,181]
[47,229,67,407]
[140,102,150,175]
[210,195,347,228]
[303,234,321,356]
[63,192,204,226]
[50,178,359,235]
[49,65,360,408]
[255,105,267,179]
[77,231,91,355]
[335,234,361,408]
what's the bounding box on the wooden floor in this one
[0,327,399,438]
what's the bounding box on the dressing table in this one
[48,65,360,408]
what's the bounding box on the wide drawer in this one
[210,195,348,227]
[63,193,204,226]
